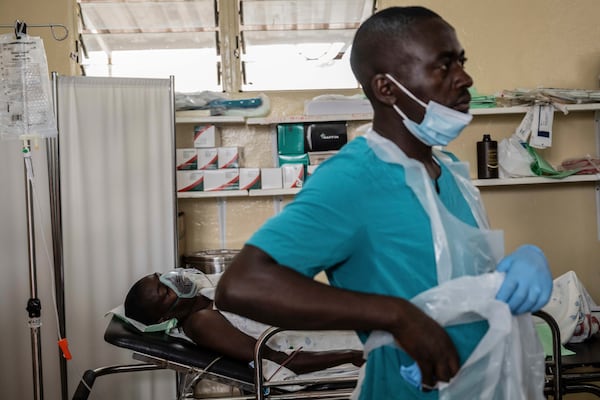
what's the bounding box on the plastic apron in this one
[351,129,545,400]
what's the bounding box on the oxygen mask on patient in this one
[159,269,201,298]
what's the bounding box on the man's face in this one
[393,17,473,119]
[140,273,179,323]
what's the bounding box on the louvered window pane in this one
[78,0,220,92]
[239,0,374,91]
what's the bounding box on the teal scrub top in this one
[247,137,488,399]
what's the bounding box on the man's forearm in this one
[216,245,412,334]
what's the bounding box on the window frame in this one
[77,0,377,93]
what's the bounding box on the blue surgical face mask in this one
[159,269,199,299]
[385,73,472,146]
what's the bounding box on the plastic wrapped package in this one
[175,91,270,117]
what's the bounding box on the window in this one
[78,0,221,92]
[239,0,373,91]
[78,0,376,92]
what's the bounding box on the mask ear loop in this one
[385,73,428,108]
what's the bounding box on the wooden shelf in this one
[177,190,248,199]
[177,188,300,198]
[246,113,373,125]
[249,188,300,196]
[176,103,600,124]
[177,175,599,199]
[175,111,245,124]
[471,103,600,115]
[473,174,600,187]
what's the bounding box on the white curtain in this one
[57,76,177,399]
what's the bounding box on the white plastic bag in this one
[498,135,535,178]
[354,273,546,400]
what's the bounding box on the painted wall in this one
[2,1,600,399]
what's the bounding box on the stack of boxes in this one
[274,122,348,187]
[176,121,348,193]
[177,125,260,192]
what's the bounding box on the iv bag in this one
[0,33,57,140]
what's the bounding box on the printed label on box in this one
[177,171,204,192]
[218,147,241,169]
[203,169,240,191]
[239,168,261,190]
[176,148,198,170]
[282,164,304,188]
[305,122,348,152]
[197,148,218,170]
[193,125,220,148]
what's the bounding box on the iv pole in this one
[0,20,69,400]
[23,138,44,400]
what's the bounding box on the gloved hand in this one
[401,362,440,391]
[495,244,552,315]
[400,362,422,389]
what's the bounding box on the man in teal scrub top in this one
[215,6,552,399]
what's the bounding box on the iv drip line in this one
[25,142,72,360]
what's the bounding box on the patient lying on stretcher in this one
[123,268,364,375]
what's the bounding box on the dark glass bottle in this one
[477,134,499,179]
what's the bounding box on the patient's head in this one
[124,273,178,325]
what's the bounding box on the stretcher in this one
[535,310,600,399]
[73,312,600,400]
[71,316,358,400]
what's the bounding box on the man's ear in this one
[371,73,397,106]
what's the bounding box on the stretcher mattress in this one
[104,315,255,385]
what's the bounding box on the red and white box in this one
[203,169,240,191]
[193,125,220,148]
[239,168,261,190]
[176,148,198,170]
[177,171,204,192]
[218,147,241,169]
[197,148,218,170]
[282,164,304,188]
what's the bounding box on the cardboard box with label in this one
[203,169,240,191]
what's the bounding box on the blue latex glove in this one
[400,362,422,389]
[400,363,439,391]
[495,244,552,315]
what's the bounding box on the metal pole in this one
[49,71,68,400]
[23,138,44,400]
[170,75,179,268]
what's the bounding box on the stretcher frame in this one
[534,310,600,399]
[71,316,358,400]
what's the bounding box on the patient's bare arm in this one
[181,308,363,374]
